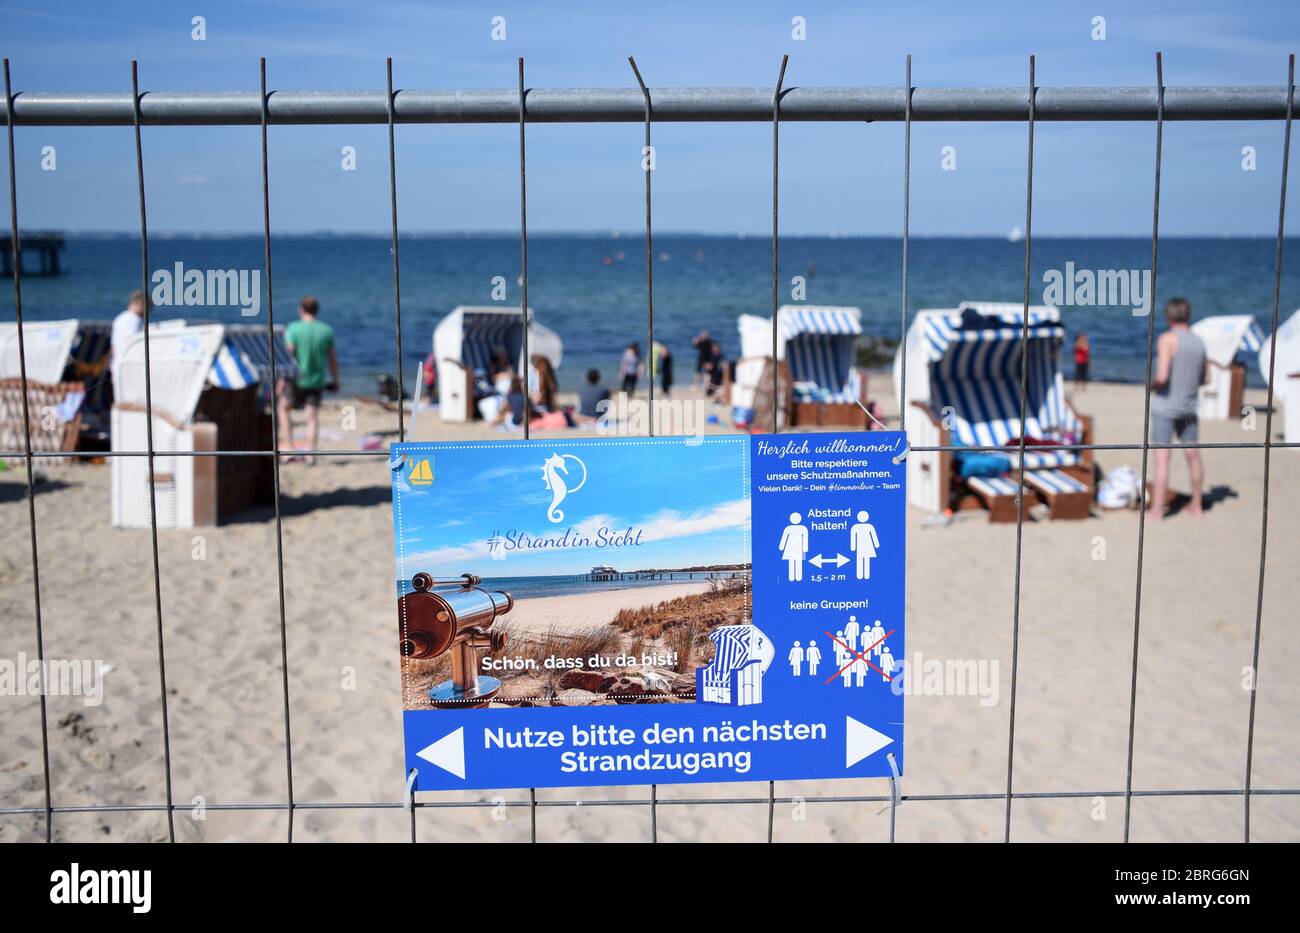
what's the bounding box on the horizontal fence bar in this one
[2,85,1292,126]
[2,787,1297,817]
[4,440,1297,459]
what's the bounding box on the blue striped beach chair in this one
[223,323,300,405]
[895,302,1095,521]
[432,306,564,422]
[734,306,870,429]
[111,323,273,528]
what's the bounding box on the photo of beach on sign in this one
[392,438,751,710]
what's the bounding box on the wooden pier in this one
[583,568,749,583]
[2,231,65,276]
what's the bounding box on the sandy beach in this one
[503,582,712,637]
[1,378,1298,843]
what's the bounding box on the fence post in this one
[130,58,177,844]
[2,57,54,844]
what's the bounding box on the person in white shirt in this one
[110,291,148,374]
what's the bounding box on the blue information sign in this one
[391,431,905,792]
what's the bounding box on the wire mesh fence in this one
[1,53,1296,843]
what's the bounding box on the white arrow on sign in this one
[809,553,849,569]
[845,716,893,768]
[417,727,466,779]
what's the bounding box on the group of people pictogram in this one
[788,615,895,686]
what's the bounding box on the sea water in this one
[12,234,1296,395]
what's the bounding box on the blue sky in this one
[4,0,1298,235]
[394,439,750,577]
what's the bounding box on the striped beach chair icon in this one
[697,624,775,706]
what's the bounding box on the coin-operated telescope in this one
[398,573,513,707]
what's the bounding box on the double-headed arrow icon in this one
[808,553,849,569]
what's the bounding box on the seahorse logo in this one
[541,453,587,523]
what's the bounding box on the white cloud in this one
[399,499,750,573]
[635,499,750,542]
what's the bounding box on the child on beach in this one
[1073,331,1091,392]
[620,342,642,395]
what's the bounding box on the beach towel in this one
[956,451,1012,478]
[529,411,568,430]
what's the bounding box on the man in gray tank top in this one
[1147,297,1208,520]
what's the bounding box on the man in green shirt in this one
[278,296,338,465]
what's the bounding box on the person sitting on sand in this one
[527,355,576,429]
[486,350,514,399]
[1147,297,1209,521]
[576,367,610,424]
[489,375,526,430]
[421,349,438,404]
[278,296,338,465]
[475,350,517,422]
[530,353,559,413]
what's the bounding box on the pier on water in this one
[583,568,749,583]
[2,231,65,276]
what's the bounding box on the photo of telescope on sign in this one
[392,439,754,709]
[398,573,513,707]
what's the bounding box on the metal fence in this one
[2,52,1296,843]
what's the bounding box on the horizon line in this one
[28,230,1296,240]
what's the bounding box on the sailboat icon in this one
[409,458,434,486]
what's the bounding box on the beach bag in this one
[1098,465,1141,508]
